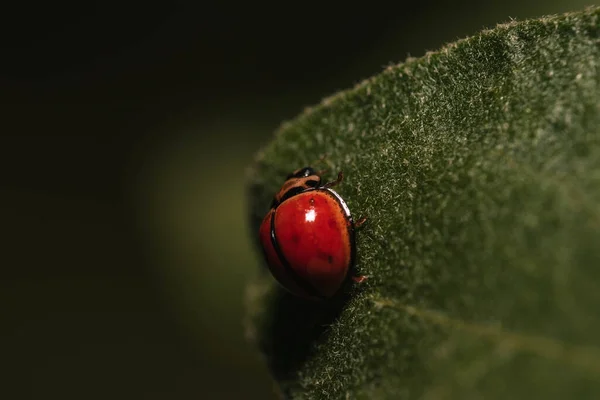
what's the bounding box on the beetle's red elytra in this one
[259,167,366,300]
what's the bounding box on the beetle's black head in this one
[270,166,322,208]
[286,167,317,180]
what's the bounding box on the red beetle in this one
[259,167,366,300]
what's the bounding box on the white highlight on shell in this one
[305,209,316,222]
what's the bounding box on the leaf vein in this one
[372,297,600,376]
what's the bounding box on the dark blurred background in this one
[1,1,595,399]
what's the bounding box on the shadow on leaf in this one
[256,284,353,382]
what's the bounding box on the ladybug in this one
[259,166,366,300]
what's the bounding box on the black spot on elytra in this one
[328,218,337,229]
[291,233,300,243]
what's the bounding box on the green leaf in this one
[245,7,600,399]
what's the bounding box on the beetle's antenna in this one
[311,153,329,166]
[322,171,344,188]
[309,153,333,171]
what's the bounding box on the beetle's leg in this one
[352,275,368,283]
[355,216,368,228]
[323,171,344,188]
